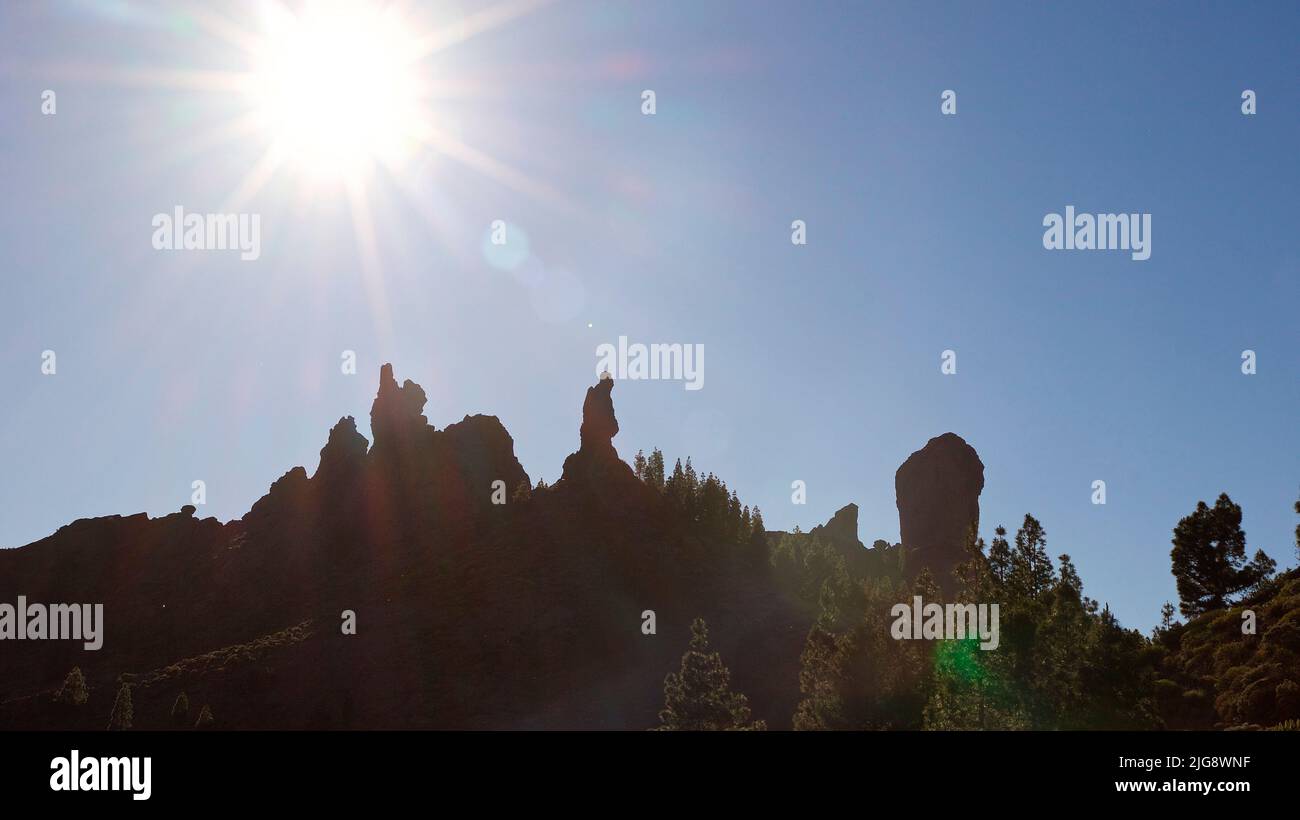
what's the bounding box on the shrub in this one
[171,691,190,726]
[54,667,88,706]
[107,684,133,730]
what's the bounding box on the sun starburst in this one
[246,1,428,180]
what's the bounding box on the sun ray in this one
[184,3,269,55]
[414,117,583,217]
[411,0,555,59]
[377,159,478,272]
[221,142,287,213]
[141,110,268,172]
[344,175,397,355]
[24,0,585,299]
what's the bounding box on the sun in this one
[247,1,428,180]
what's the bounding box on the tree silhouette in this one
[1010,514,1055,600]
[796,575,929,730]
[1155,601,1178,638]
[195,704,214,729]
[54,667,88,706]
[171,691,190,727]
[749,506,766,548]
[657,618,765,730]
[987,525,1012,586]
[107,684,133,731]
[646,448,665,489]
[1171,493,1273,617]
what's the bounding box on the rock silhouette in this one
[0,366,981,729]
[0,366,806,729]
[894,432,985,591]
[579,376,619,452]
[809,503,861,551]
[369,363,428,454]
[555,377,661,521]
[781,502,906,582]
[4,367,1288,732]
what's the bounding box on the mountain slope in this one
[0,366,812,729]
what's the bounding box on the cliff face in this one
[894,432,985,590]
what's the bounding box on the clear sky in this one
[1,0,1296,633]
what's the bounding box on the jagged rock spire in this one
[578,377,619,454]
[369,363,429,452]
[315,416,368,483]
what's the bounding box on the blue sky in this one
[1,0,1297,633]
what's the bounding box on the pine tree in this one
[989,517,1055,726]
[171,691,190,726]
[1039,553,1089,725]
[1056,553,1082,595]
[952,525,991,601]
[987,526,1012,585]
[912,566,942,602]
[698,473,721,533]
[1170,493,1272,617]
[749,506,767,550]
[726,490,742,544]
[1153,601,1178,641]
[1077,604,1159,729]
[1294,490,1300,561]
[195,704,214,729]
[633,449,647,481]
[107,684,133,731]
[792,621,844,730]
[796,576,928,730]
[1160,601,1176,630]
[55,667,89,706]
[657,618,765,730]
[666,458,685,507]
[925,514,1159,730]
[1010,514,1055,599]
[926,529,1010,730]
[647,448,666,489]
[683,458,699,522]
[1244,549,1277,596]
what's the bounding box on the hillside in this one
[1155,568,1300,730]
[2,366,822,729]
[7,364,1287,731]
